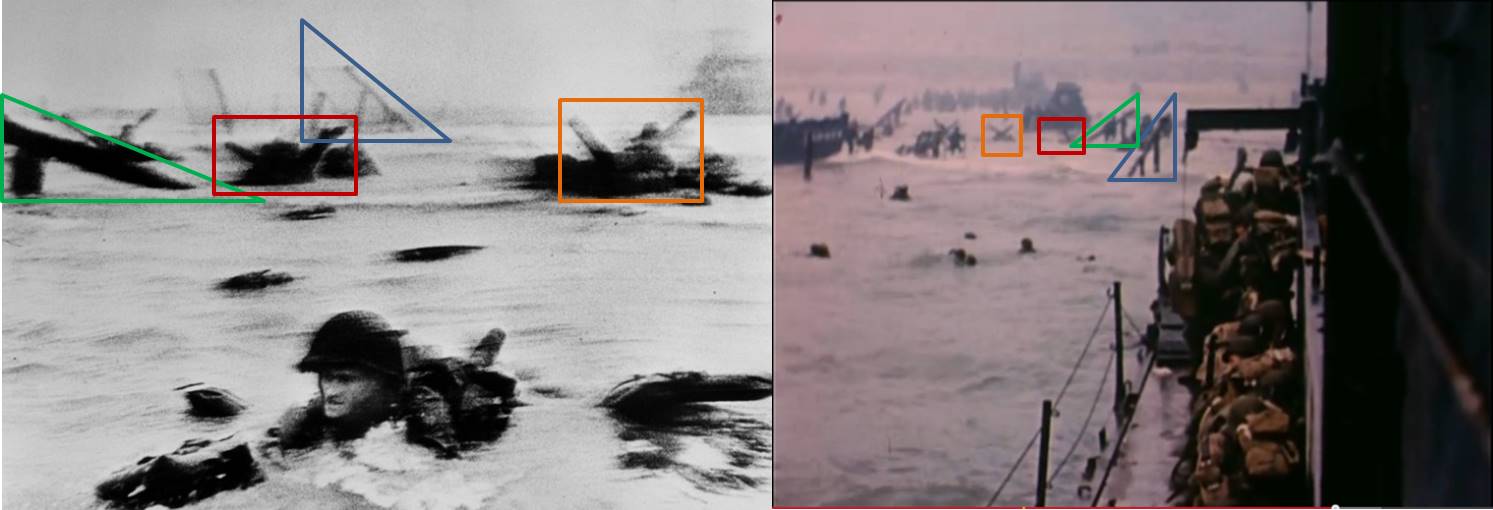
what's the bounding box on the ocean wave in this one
[3,361,56,376]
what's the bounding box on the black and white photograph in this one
[1,1,773,508]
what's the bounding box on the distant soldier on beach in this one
[947,124,966,156]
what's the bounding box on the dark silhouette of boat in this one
[772,113,847,165]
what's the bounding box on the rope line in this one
[1054,298,1113,407]
[984,429,1042,506]
[1091,343,1161,506]
[1122,308,1149,340]
[1049,350,1115,484]
[984,294,1113,506]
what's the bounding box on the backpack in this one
[1232,347,1295,386]
[1192,462,1236,506]
[1243,400,1291,438]
[1242,438,1299,478]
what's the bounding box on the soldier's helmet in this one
[1200,176,1226,197]
[296,310,407,378]
[1259,149,1285,168]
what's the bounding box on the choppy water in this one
[2,115,772,509]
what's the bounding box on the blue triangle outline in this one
[299,18,451,144]
[1107,92,1179,183]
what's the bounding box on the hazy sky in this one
[2,0,769,115]
[775,2,1322,60]
[773,2,1327,101]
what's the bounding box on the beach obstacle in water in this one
[176,383,248,418]
[3,118,194,192]
[315,145,378,178]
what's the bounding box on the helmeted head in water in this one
[1019,238,1036,254]
[295,310,407,429]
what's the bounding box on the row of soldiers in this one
[893,121,966,158]
[1167,149,1312,506]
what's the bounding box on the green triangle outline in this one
[1068,92,1141,149]
[2,93,264,204]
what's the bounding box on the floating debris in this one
[964,232,978,240]
[176,383,247,418]
[280,205,336,221]
[600,372,772,420]
[217,270,294,291]
[809,243,831,258]
[889,185,911,201]
[392,245,485,262]
[96,436,263,509]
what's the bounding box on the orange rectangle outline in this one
[980,113,1024,158]
[556,97,706,204]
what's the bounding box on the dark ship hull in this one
[772,114,847,164]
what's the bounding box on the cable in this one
[984,294,1113,506]
[1091,343,1161,506]
[1049,350,1114,484]
[1123,308,1149,340]
[1054,298,1113,407]
[984,429,1042,507]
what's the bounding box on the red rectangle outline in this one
[1036,116,1087,156]
[556,98,706,204]
[211,114,359,196]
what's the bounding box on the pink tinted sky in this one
[774,2,1326,98]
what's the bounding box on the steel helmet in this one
[295,310,407,378]
[1259,149,1285,168]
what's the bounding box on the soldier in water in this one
[97,311,770,508]
[273,311,517,457]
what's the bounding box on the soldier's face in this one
[319,367,386,420]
